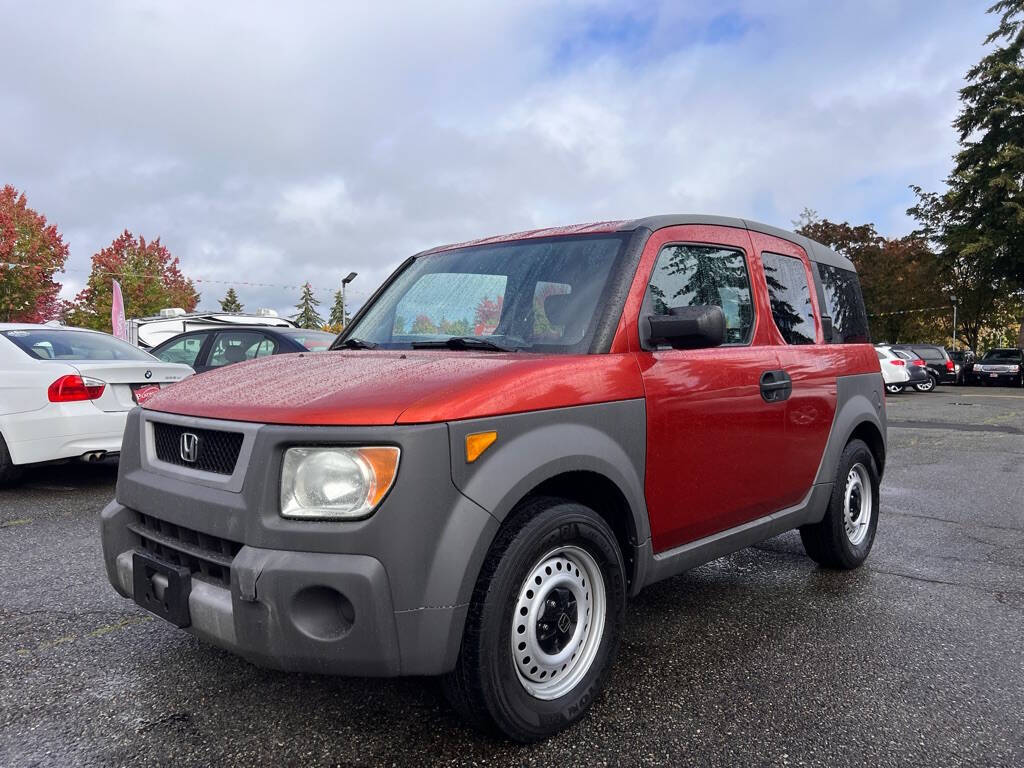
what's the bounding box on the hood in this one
[143,350,643,426]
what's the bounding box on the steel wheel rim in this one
[843,462,873,546]
[510,545,606,700]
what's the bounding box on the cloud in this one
[0,0,992,316]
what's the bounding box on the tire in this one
[799,439,879,570]
[884,384,903,394]
[442,496,626,741]
[0,433,24,487]
[914,377,935,393]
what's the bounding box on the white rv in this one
[129,309,298,349]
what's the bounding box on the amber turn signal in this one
[465,431,497,463]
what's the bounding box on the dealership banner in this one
[111,280,128,340]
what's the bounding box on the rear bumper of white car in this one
[1,403,128,466]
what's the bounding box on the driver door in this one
[633,225,788,552]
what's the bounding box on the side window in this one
[761,252,815,345]
[155,333,208,366]
[814,263,870,344]
[208,331,277,368]
[647,244,754,345]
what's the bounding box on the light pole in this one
[341,272,358,329]
[950,295,958,347]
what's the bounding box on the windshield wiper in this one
[336,337,378,350]
[411,336,518,352]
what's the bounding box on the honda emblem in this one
[180,432,200,463]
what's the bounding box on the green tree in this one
[908,0,1024,347]
[219,287,243,312]
[410,314,438,334]
[0,185,69,322]
[293,282,324,329]
[67,231,198,331]
[327,288,350,331]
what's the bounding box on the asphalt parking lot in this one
[2,388,1023,767]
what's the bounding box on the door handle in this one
[759,370,792,403]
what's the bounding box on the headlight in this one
[280,446,400,520]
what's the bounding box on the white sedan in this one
[0,324,193,484]
[875,344,912,394]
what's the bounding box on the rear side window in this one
[208,331,278,368]
[154,333,208,366]
[761,252,815,345]
[911,346,944,362]
[813,263,870,344]
[647,245,754,345]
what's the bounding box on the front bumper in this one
[99,409,498,677]
[103,502,412,675]
[974,370,1021,383]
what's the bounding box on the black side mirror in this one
[820,314,834,342]
[647,305,726,350]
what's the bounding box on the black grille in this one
[130,513,242,588]
[153,422,243,475]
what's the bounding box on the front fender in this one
[447,400,650,544]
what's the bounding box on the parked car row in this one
[0,322,337,482]
[875,341,1024,391]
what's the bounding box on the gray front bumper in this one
[100,411,497,677]
[104,501,414,676]
[102,501,478,676]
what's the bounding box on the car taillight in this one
[945,360,955,371]
[48,375,106,402]
[913,360,927,366]
[890,359,905,366]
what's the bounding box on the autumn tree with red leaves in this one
[67,231,198,331]
[0,185,69,322]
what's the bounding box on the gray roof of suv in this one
[619,215,855,272]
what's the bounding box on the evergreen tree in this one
[328,288,349,330]
[219,287,243,312]
[909,0,1024,346]
[293,282,324,329]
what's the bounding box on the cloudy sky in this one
[1,0,992,316]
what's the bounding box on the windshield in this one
[340,234,629,353]
[2,329,155,361]
[981,349,1023,362]
[282,330,337,351]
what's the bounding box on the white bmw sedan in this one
[0,324,194,484]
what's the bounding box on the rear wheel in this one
[800,439,879,569]
[885,383,903,394]
[0,433,24,486]
[442,496,626,741]
[914,377,935,392]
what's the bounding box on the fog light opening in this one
[291,586,355,641]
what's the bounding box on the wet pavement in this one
[2,387,1022,767]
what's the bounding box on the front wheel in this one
[799,439,880,569]
[914,377,935,392]
[442,497,626,741]
[885,383,903,395]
